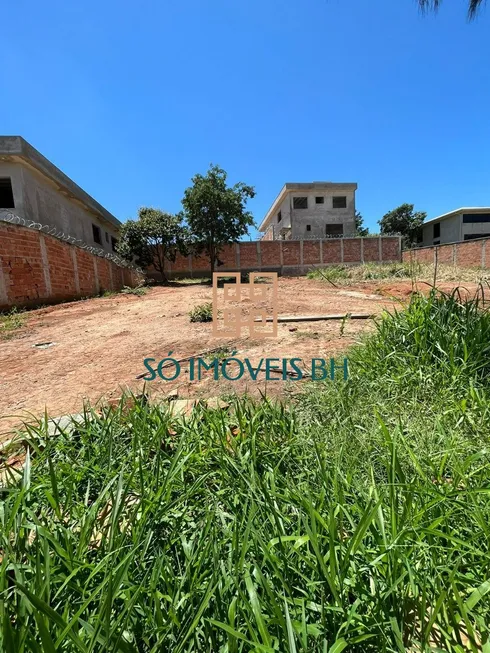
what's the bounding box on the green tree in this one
[181,164,255,275]
[117,207,187,282]
[419,0,483,19]
[379,203,426,247]
[355,210,369,237]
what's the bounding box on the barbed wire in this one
[0,210,142,273]
[262,225,401,241]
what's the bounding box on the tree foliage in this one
[378,203,426,247]
[117,208,187,282]
[418,0,483,19]
[181,164,255,274]
[355,211,369,237]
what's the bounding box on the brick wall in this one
[0,223,143,311]
[402,237,490,269]
[146,236,402,280]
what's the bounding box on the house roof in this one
[423,207,490,227]
[259,182,357,232]
[0,136,121,228]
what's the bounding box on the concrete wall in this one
[403,236,490,269]
[148,236,402,280]
[265,190,356,240]
[422,213,490,247]
[422,214,461,246]
[0,161,119,253]
[0,222,142,311]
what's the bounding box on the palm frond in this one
[418,0,485,19]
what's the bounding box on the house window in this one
[111,236,118,252]
[464,233,490,241]
[306,225,311,232]
[326,224,344,236]
[293,197,308,209]
[462,213,490,223]
[433,223,440,239]
[277,211,282,223]
[0,178,15,208]
[332,196,347,209]
[315,196,324,204]
[92,224,102,245]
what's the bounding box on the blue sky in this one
[2,0,489,239]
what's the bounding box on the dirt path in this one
[0,277,476,438]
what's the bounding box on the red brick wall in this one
[363,239,380,262]
[303,241,321,265]
[260,242,281,267]
[343,239,361,263]
[322,239,342,264]
[0,223,143,311]
[152,237,401,279]
[402,238,490,269]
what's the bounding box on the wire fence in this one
[261,224,400,241]
[0,209,142,272]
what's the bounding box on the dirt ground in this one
[0,277,479,439]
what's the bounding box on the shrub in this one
[189,301,213,322]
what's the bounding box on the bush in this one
[189,301,213,322]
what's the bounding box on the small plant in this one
[0,307,25,339]
[189,302,213,322]
[120,284,147,296]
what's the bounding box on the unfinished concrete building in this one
[259,182,357,240]
[0,136,121,252]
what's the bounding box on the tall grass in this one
[307,262,490,285]
[1,289,490,651]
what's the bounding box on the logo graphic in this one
[212,272,278,338]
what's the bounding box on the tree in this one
[117,207,187,282]
[418,0,483,19]
[181,164,255,275]
[355,210,369,237]
[378,203,426,247]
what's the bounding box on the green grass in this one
[1,288,490,651]
[307,261,490,285]
[0,307,26,339]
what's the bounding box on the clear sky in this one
[2,0,489,239]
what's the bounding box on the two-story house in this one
[259,182,357,240]
[0,136,121,252]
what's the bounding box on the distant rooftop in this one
[259,181,357,231]
[0,136,120,228]
[423,207,490,226]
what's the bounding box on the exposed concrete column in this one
[39,234,52,297]
[452,244,457,266]
[279,241,284,267]
[93,257,100,294]
[378,236,382,262]
[482,240,486,269]
[340,238,344,264]
[398,236,402,262]
[188,254,193,277]
[300,240,304,266]
[0,260,8,307]
[360,238,364,264]
[256,241,262,269]
[109,262,114,290]
[235,243,240,270]
[320,239,323,265]
[71,248,81,294]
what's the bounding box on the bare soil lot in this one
[0,276,479,438]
